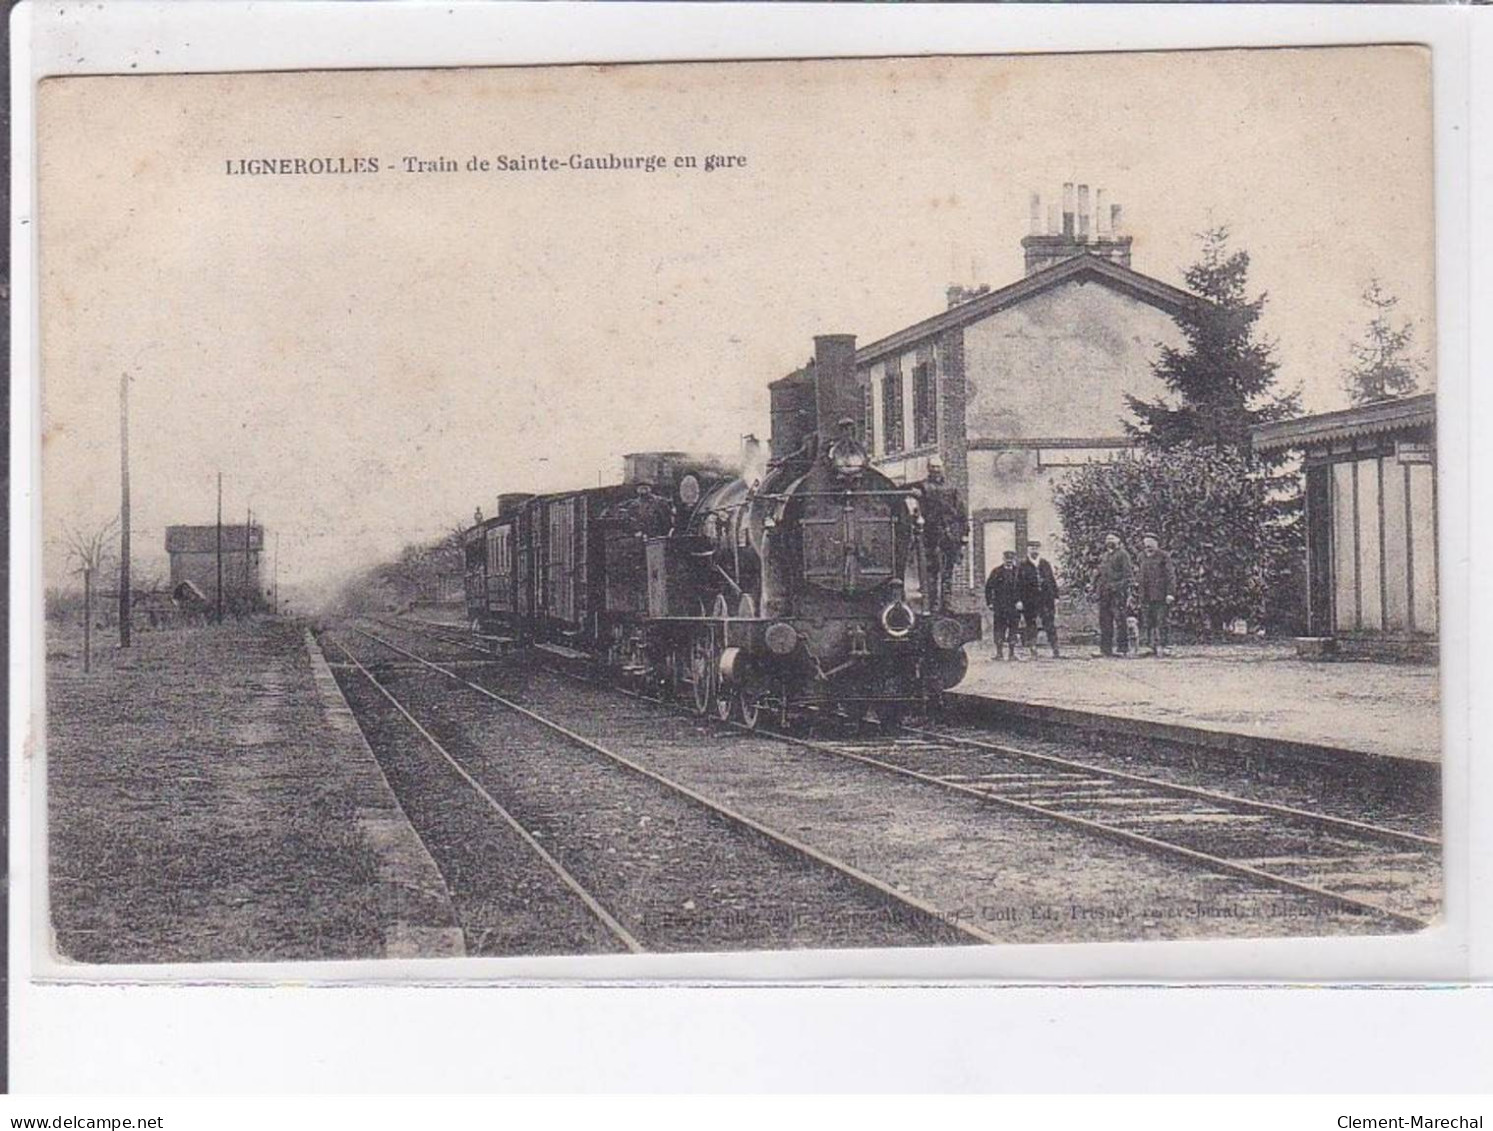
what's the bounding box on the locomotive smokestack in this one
[812,334,861,445]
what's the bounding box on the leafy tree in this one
[1126,226,1300,454]
[1052,445,1303,635]
[1341,278,1424,406]
[334,525,467,614]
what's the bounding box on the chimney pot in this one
[1077,184,1090,241]
[1062,182,1075,238]
[1111,203,1123,234]
[1095,188,1109,238]
[1028,191,1042,235]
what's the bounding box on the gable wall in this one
[962,277,1183,441]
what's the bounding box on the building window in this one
[862,382,875,451]
[912,361,937,448]
[882,362,904,455]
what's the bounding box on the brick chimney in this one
[945,283,991,309]
[812,334,862,446]
[1020,184,1134,276]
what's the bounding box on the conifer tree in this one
[1126,226,1300,453]
[1341,278,1424,406]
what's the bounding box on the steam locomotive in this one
[463,334,981,728]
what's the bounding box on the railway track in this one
[331,637,644,953]
[793,728,1438,930]
[370,616,1441,933]
[334,624,998,950]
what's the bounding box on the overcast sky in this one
[38,48,1434,602]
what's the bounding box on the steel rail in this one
[899,725,1440,850]
[374,617,499,657]
[770,729,1433,932]
[386,615,1433,849]
[349,626,999,946]
[518,650,1434,932]
[330,637,645,954]
[371,617,1436,931]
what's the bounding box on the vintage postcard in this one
[35,46,1448,974]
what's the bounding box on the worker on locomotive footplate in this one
[826,416,869,475]
[919,460,968,613]
[630,483,676,537]
[608,483,675,537]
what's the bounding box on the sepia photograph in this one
[34,45,1446,969]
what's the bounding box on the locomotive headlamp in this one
[880,600,915,639]
[931,616,964,651]
[765,622,799,655]
[679,474,701,506]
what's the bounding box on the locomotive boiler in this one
[464,333,981,729]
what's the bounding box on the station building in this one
[849,183,1195,619]
[165,523,266,610]
[1252,394,1437,653]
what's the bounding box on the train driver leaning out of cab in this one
[919,460,968,614]
[615,482,675,538]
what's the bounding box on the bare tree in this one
[61,515,119,672]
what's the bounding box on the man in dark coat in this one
[613,483,674,537]
[1136,531,1177,656]
[1093,531,1135,656]
[1016,539,1061,659]
[983,548,1021,660]
[919,461,968,613]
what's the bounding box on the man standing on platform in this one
[1017,539,1061,659]
[920,460,968,613]
[1093,532,1134,657]
[983,548,1021,661]
[1137,531,1177,657]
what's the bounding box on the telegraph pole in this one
[82,566,92,672]
[119,373,131,647]
[245,503,253,612]
[216,473,224,624]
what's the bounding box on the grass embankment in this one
[46,618,386,963]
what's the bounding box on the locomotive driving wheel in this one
[711,594,734,723]
[688,610,716,717]
[736,594,764,731]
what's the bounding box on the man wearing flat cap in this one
[984,548,1021,660]
[1093,532,1134,657]
[1017,539,1061,659]
[1137,531,1177,657]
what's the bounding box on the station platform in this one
[44,617,462,964]
[955,641,1440,764]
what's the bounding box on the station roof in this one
[853,253,1200,366]
[1252,393,1436,455]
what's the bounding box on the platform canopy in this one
[1252,393,1435,455]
